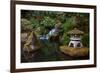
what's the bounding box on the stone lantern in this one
[67,28,84,48]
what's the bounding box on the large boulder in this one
[60,46,89,58]
[23,31,42,53]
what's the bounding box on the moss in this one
[60,46,89,57]
[23,31,42,52]
[21,18,33,32]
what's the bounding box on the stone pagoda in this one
[67,28,84,48]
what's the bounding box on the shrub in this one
[81,34,89,48]
[61,33,70,45]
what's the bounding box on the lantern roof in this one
[67,28,84,35]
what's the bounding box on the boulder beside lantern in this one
[67,28,84,48]
[59,28,89,58]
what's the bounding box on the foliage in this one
[41,17,56,27]
[21,10,89,45]
[62,16,76,32]
[81,34,89,48]
[61,33,70,45]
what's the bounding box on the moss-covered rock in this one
[60,46,89,57]
[21,18,33,32]
[23,31,42,53]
